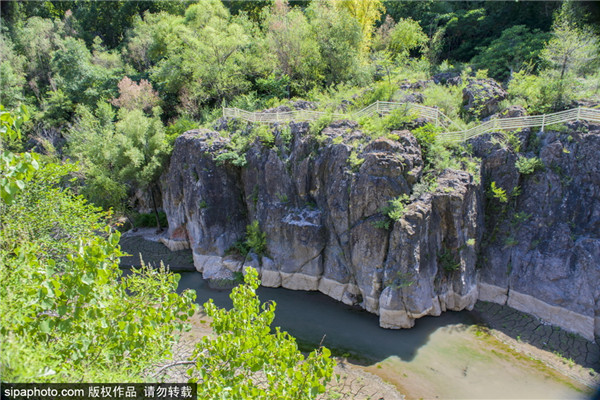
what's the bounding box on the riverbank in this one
[121,232,598,398]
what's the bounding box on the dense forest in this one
[1,0,599,397]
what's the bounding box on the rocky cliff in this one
[472,119,600,342]
[160,115,600,342]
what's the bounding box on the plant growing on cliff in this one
[246,220,267,257]
[188,267,334,399]
[488,181,508,203]
[381,194,410,222]
[515,155,544,175]
[347,150,364,172]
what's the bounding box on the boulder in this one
[462,78,507,120]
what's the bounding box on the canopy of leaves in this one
[189,267,334,399]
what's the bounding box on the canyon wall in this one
[160,117,600,341]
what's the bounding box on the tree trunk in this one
[150,185,163,233]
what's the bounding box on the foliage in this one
[189,267,334,399]
[515,156,544,175]
[255,124,276,148]
[305,1,364,87]
[245,220,267,257]
[111,77,160,113]
[1,106,38,204]
[68,104,170,215]
[539,3,599,109]
[438,247,460,272]
[265,1,323,95]
[165,116,199,144]
[309,114,334,137]
[333,0,385,53]
[381,194,410,222]
[387,18,428,58]
[470,25,549,82]
[133,211,169,229]
[488,181,508,203]
[412,123,442,168]
[0,144,197,382]
[347,150,364,172]
[0,34,27,109]
[422,83,464,121]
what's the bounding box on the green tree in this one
[540,3,599,108]
[265,0,322,95]
[189,267,334,399]
[387,17,428,59]
[471,25,549,82]
[113,107,170,231]
[0,159,197,382]
[333,0,385,53]
[306,1,364,87]
[0,34,27,109]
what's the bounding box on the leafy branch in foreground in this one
[188,267,335,399]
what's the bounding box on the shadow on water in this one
[175,270,472,365]
[470,302,600,373]
[120,236,600,373]
[118,236,469,364]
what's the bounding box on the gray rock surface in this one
[160,114,600,341]
[471,124,600,341]
[462,78,507,119]
[161,122,482,329]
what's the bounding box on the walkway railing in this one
[223,101,458,129]
[223,102,600,143]
[443,107,600,143]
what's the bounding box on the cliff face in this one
[161,122,482,329]
[160,119,600,342]
[472,121,600,342]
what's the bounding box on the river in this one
[176,271,591,399]
[120,233,594,399]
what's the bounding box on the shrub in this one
[381,194,410,221]
[133,211,168,228]
[515,156,544,175]
[347,150,364,171]
[488,181,508,203]
[245,220,266,257]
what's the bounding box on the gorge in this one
[155,104,600,343]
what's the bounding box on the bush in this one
[133,211,168,228]
[381,194,410,221]
[245,220,267,257]
[188,267,334,399]
[515,156,544,175]
[422,84,464,120]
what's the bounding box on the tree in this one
[387,17,428,58]
[113,107,170,231]
[188,267,334,399]
[1,107,198,382]
[0,175,197,383]
[0,34,27,109]
[471,25,549,82]
[332,0,385,53]
[265,0,323,95]
[111,77,160,113]
[306,1,363,86]
[540,3,599,108]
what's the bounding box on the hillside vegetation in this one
[1,0,599,396]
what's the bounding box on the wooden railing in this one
[222,102,600,143]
